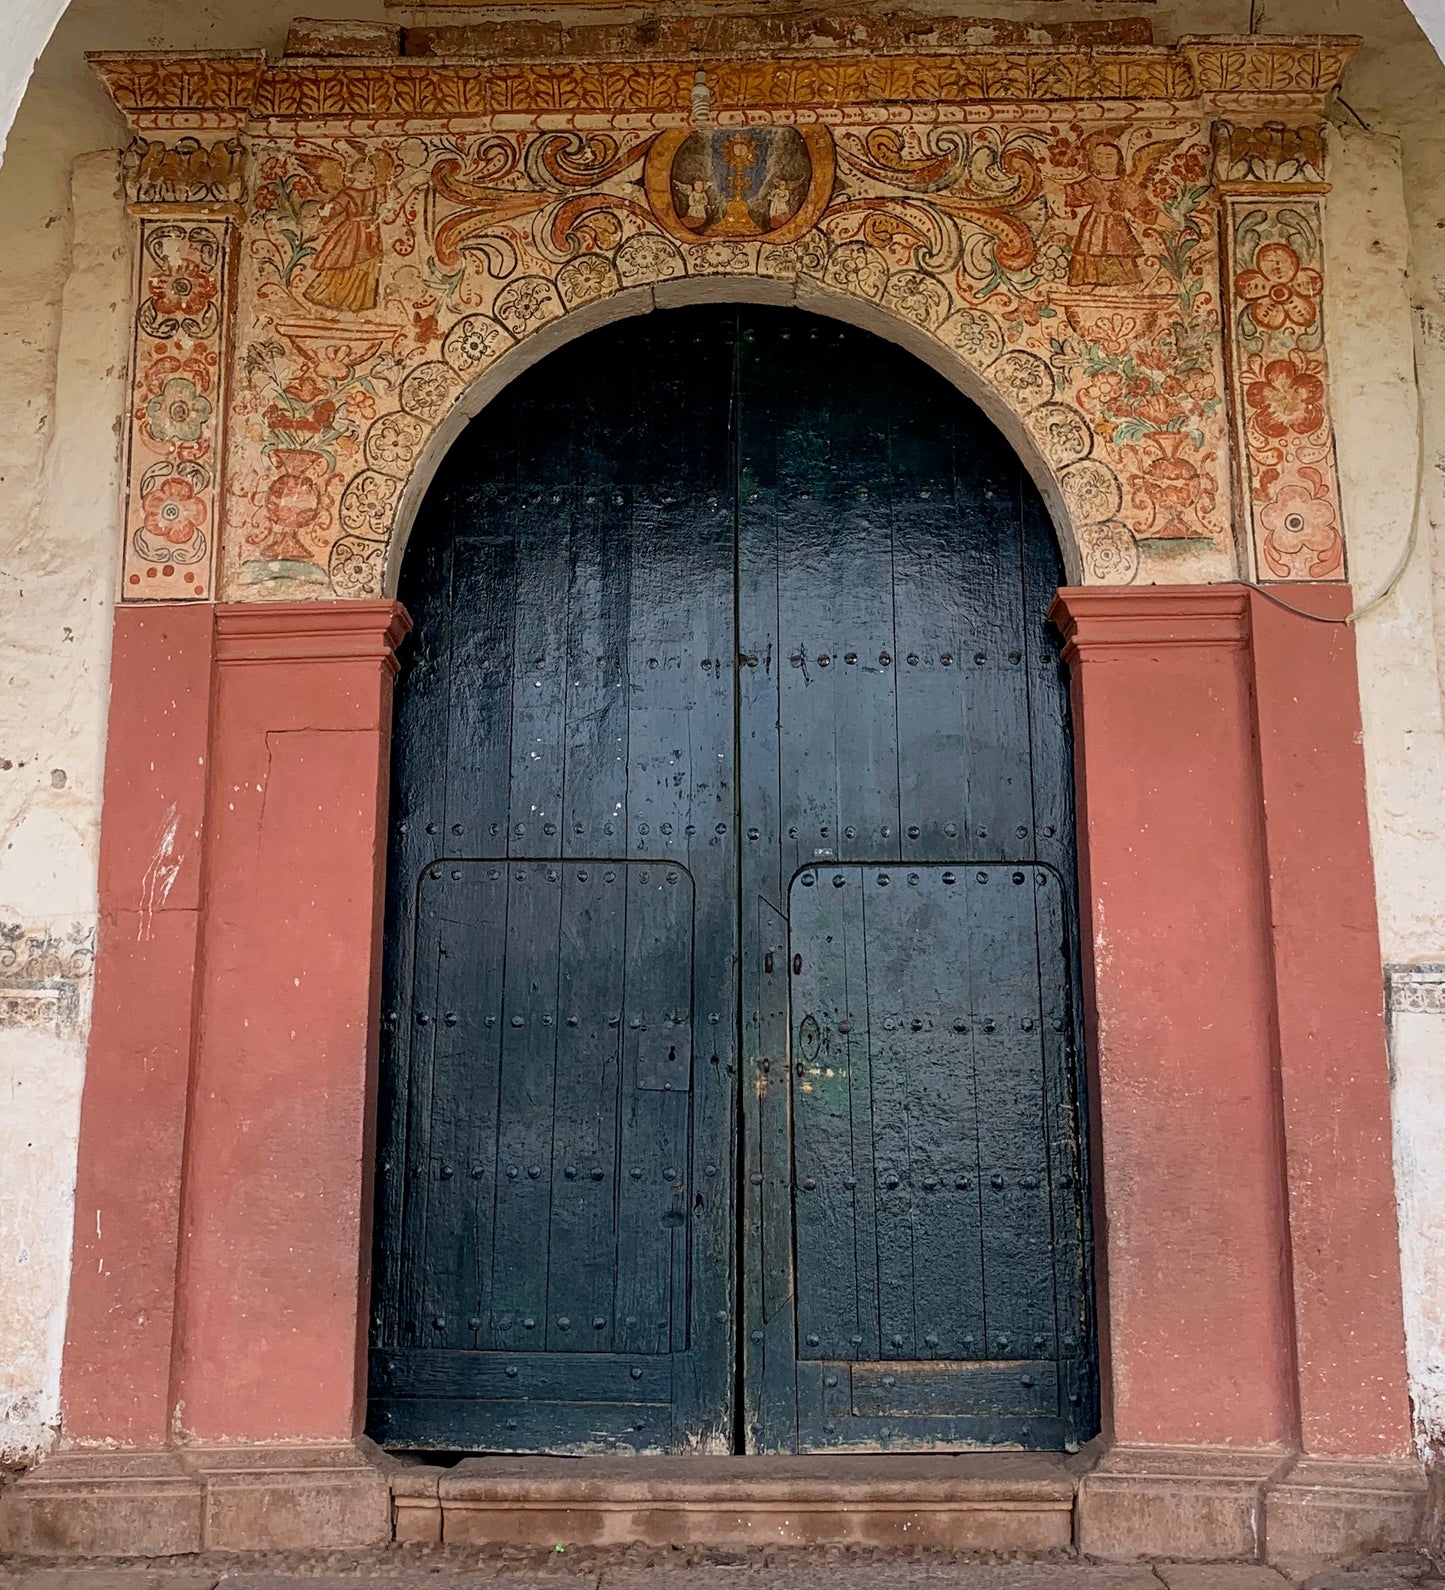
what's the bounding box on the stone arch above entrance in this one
[90,29,1360,607]
[380,275,1117,597]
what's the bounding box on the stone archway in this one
[380,276,1113,597]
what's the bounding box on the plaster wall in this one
[4,0,1445,1472]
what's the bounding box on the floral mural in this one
[121,221,231,597]
[93,31,1357,601]
[1227,203,1344,578]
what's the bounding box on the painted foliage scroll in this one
[120,138,244,600]
[1217,122,1345,581]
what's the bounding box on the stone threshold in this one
[384,1453,1082,1552]
[0,1443,1426,1565]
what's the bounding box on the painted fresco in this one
[91,34,1357,601]
[218,119,1230,600]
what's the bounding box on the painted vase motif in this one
[1130,429,1206,540]
[250,447,332,584]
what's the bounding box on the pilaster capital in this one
[214,600,413,670]
[1211,119,1328,194]
[1049,585,1250,667]
[123,135,248,218]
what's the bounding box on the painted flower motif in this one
[618,233,684,285]
[329,537,386,600]
[1130,391,1177,428]
[142,476,207,545]
[1259,470,1342,578]
[884,272,946,328]
[495,278,559,334]
[453,325,497,368]
[1236,242,1322,333]
[284,371,330,405]
[558,254,616,307]
[1033,239,1070,283]
[339,470,401,536]
[1244,357,1326,440]
[943,307,1003,367]
[144,376,212,445]
[1080,369,1124,410]
[148,254,218,322]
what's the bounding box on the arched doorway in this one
[368,305,1096,1457]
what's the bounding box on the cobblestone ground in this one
[0,1546,1437,1590]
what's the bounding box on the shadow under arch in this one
[381,274,1105,598]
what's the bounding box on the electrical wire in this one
[1239,308,1428,626]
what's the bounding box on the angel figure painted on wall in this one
[1061,132,1181,288]
[299,146,397,314]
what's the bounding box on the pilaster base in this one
[1264,1457,1428,1568]
[1076,1445,1288,1561]
[0,1443,389,1556]
[0,1450,202,1556]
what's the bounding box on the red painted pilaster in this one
[169,601,409,1442]
[1051,586,1298,1450]
[1247,586,1412,1458]
[61,604,217,1446]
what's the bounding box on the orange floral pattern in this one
[1235,241,1321,334]
[1243,356,1325,440]
[123,220,229,596]
[1228,202,1344,582]
[141,475,208,544]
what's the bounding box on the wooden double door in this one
[369,306,1095,1455]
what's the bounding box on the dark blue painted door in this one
[368,306,1095,1455]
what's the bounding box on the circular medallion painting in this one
[644,126,835,246]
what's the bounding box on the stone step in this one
[389,1455,1079,1552]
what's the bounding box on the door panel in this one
[370,315,737,1453]
[735,312,1092,1451]
[370,306,1095,1456]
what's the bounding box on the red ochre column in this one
[1058,587,1297,1559]
[1246,587,1419,1555]
[1059,584,1420,1561]
[169,601,408,1445]
[61,604,218,1448]
[1055,587,1298,1449]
